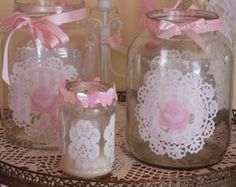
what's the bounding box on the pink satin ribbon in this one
[101,33,128,54]
[142,0,221,49]
[1,8,87,85]
[143,18,221,49]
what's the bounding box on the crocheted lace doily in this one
[136,51,218,159]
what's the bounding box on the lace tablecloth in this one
[0,104,236,187]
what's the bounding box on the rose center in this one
[158,100,190,130]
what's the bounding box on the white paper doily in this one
[136,51,218,159]
[9,40,79,137]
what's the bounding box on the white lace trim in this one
[136,55,218,159]
[104,114,115,163]
[68,120,101,170]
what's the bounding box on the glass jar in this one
[127,9,233,169]
[59,80,117,178]
[1,0,99,150]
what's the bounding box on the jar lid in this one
[60,79,118,108]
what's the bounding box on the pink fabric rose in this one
[158,100,190,130]
[31,86,59,114]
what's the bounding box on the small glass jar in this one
[127,9,233,169]
[59,80,117,178]
[1,0,99,150]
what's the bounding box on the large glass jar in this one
[127,9,233,169]
[59,80,117,178]
[1,0,99,150]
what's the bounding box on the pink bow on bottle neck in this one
[142,0,221,49]
[2,12,70,50]
[0,8,87,85]
[153,18,221,49]
[101,33,128,54]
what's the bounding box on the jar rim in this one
[62,80,117,109]
[65,80,111,94]
[146,9,219,23]
[15,1,85,14]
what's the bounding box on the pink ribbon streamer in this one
[101,33,128,55]
[1,8,87,85]
[143,18,221,49]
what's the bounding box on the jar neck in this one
[146,9,219,23]
[63,80,117,109]
[14,0,85,15]
[66,81,110,94]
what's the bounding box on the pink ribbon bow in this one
[142,0,221,49]
[142,16,221,49]
[156,18,221,49]
[1,8,87,85]
[101,33,128,54]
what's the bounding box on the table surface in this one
[0,104,236,187]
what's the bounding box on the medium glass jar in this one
[59,80,117,178]
[1,0,99,150]
[127,9,233,169]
